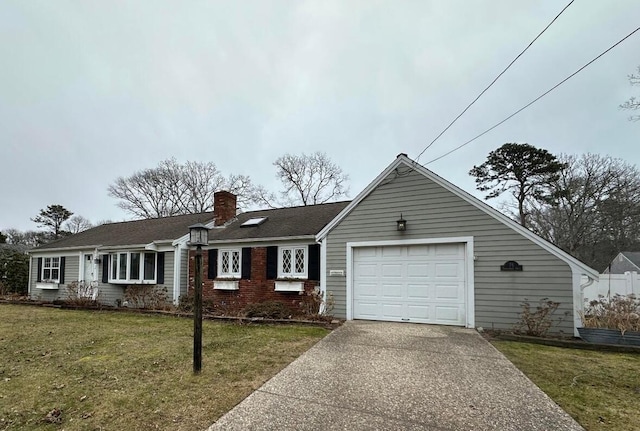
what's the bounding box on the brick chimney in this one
[213,191,237,226]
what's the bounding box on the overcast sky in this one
[1,0,638,232]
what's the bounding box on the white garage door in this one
[352,243,466,325]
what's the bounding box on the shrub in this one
[244,301,291,319]
[66,281,101,306]
[298,288,335,319]
[581,294,640,335]
[124,285,170,310]
[514,298,561,337]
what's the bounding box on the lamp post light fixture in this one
[188,223,210,374]
[396,214,407,232]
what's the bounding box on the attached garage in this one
[352,242,467,325]
[318,154,598,335]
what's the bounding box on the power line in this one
[415,0,574,161]
[426,25,640,165]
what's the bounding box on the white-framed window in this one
[218,249,241,278]
[108,251,156,284]
[278,246,307,278]
[42,257,61,283]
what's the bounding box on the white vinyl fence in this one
[582,272,640,303]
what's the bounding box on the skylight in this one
[240,217,268,227]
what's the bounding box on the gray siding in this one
[30,251,176,307]
[163,251,175,302]
[29,255,80,302]
[179,247,189,299]
[325,169,574,334]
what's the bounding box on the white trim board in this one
[345,236,475,328]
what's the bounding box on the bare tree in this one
[65,215,93,234]
[620,65,640,122]
[264,152,349,207]
[4,228,50,247]
[527,154,640,270]
[108,159,258,218]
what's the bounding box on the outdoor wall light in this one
[396,214,407,232]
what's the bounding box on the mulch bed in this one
[0,298,341,329]
[488,332,640,354]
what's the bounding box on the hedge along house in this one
[316,154,599,336]
[189,191,349,314]
[27,211,216,306]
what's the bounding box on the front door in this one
[83,254,94,282]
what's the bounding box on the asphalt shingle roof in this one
[209,201,350,241]
[31,200,350,251]
[33,212,214,250]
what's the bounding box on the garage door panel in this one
[407,284,430,300]
[355,248,377,259]
[355,302,380,318]
[435,243,464,257]
[381,303,403,319]
[381,283,403,298]
[382,246,402,257]
[354,282,378,298]
[353,243,466,326]
[435,283,464,300]
[407,304,430,320]
[407,263,429,277]
[407,245,430,256]
[435,306,462,323]
[355,263,378,278]
[435,262,462,278]
[381,263,403,278]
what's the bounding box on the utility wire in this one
[415,0,574,162]
[425,25,640,165]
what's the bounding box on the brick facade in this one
[188,246,318,314]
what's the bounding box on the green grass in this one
[492,340,640,431]
[0,305,328,430]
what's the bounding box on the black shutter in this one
[266,246,278,280]
[156,252,165,284]
[36,257,43,282]
[241,247,252,279]
[207,249,218,279]
[102,255,109,283]
[59,257,66,284]
[308,244,320,281]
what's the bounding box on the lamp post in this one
[188,223,209,374]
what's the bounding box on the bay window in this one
[109,251,157,284]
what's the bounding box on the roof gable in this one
[317,154,598,278]
[620,252,640,269]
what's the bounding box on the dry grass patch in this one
[0,305,328,430]
[493,341,640,431]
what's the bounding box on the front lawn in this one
[0,305,328,430]
[492,341,640,431]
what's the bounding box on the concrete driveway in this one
[209,321,583,431]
